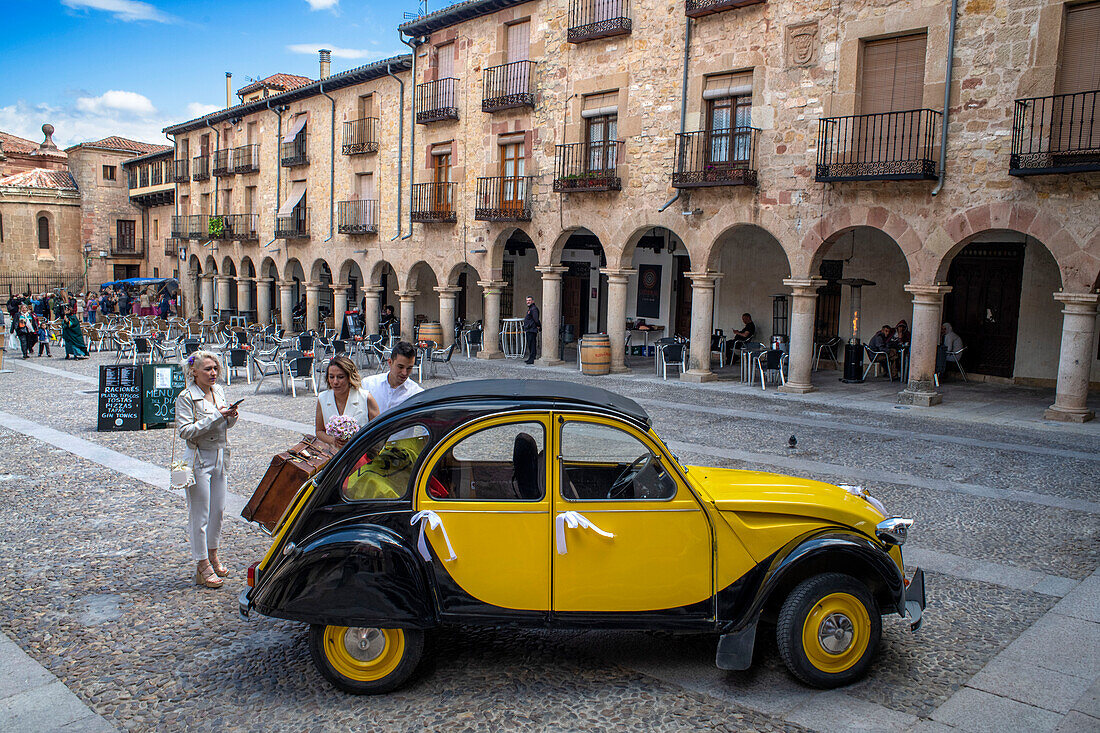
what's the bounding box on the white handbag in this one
[169,412,195,490]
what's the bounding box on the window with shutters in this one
[704,72,753,166]
[433,152,452,213]
[584,92,619,173]
[499,142,525,209]
[1054,2,1100,153]
[856,33,929,164]
[37,216,49,249]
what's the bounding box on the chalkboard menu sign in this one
[142,363,185,429]
[97,365,143,432]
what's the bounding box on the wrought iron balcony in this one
[475,177,534,221]
[553,141,625,192]
[165,237,184,258]
[186,214,208,239]
[685,0,765,17]
[170,215,187,239]
[281,134,309,167]
[342,118,379,154]
[275,207,310,239]
[410,182,457,222]
[338,200,379,234]
[232,144,260,174]
[672,128,759,187]
[1010,90,1100,176]
[815,109,940,182]
[415,79,460,124]
[220,213,259,240]
[109,237,145,257]
[213,149,233,176]
[171,159,189,183]
[483,61,535,112]
[192,155,210,181]
[568,0,632,43]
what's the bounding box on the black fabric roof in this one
[400,379,651,427]
[399,0,532,37]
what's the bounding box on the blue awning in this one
[99,277,178,288]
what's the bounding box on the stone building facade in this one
[167,0,1100,422]
[122,149,177,283]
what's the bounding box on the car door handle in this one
[411,510,456,562]
[555,511,614,555]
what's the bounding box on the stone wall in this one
[68,147,147,285]
[0,187,83,280]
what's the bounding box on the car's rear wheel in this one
[776,573,880,688]
[308,624,424,694]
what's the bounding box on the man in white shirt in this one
[363,340,424,416]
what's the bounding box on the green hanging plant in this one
[208,215,226,239]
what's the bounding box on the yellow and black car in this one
[240,380,925,694]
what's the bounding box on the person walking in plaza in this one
[523,295,541,365]
[15,303,38,358]
[315,355,379,448]
[36,317,52,357]
[363,341,423,417]
[176,351,239,589]
[60,305,88,360]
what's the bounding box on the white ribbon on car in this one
[555,511,615,555]
[411,510,456,562]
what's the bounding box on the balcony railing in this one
[685,0,765,17]
[170,215,187,239]
[281,134,309,167]
[416,79,460,124]
[213,149,233,176]
[410,182,457,222]
[109,237,146,257]
[220,213,260,240]
[338,200,379,234]
[165,237,184,258]
[475,176,534,221]
[186,214,208,239]
[672,128,759,187]
[483,61,536,112]
[151,164,163,186]
[568,0,632,43]
[553,141,625,192]
[815,109,940,182]
[1010,90,1100,176]
[275,208,310,239]
[342,118,379,154]
[171,159,189,183]
[128,171,138,189]
[232,144,260,173]
[192,155,210,181]
[139,168,150,187]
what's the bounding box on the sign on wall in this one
[636,264,662,320]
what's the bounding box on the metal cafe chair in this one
[814,336,843,371]
[429,342,458,378]
[863,344,895,381]
[225,347,252,385]
[462,326,483,358]
[754,349,789,391]
[658,342,686,380]
[653,337,679,373]
[414,340,436,382]
[283,351,317,397]
[251,343,284,393]
[710,329,727,368]
[945,346,968,382]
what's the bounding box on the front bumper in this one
[239,589,252,620]
[903,567,926,631]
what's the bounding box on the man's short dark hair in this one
[742,312,752,319]
[392,340,417,360]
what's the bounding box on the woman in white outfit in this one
[315,355,379,448]
[176,350,239,588]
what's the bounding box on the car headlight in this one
[840,484,888,517]
[876,517,913,546]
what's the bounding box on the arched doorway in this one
[239,257,256,323]
[449,262,484,324]
[407,261,440,340]
[626,227,691,347]
[501,231,538,321]
[221,257,238,318]
[553,228,608,345]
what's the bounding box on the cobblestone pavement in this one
[0,352,1097,732]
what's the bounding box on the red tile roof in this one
[237,73,314,97]
[67,136,171,155]
[0,168,78,190]
[0,131,39,155]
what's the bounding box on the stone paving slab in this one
[997,612,1100,680]
[930,687,1063,733]
[1052,571,1100,623]
[0,675,116,732]
[965,655,1093,713]
[784,688,917,732]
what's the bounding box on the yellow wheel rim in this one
[322,626,405,682]
[801,592,870,674]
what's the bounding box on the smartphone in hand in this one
[229,398,245,409]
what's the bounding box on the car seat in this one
[511,432,542,500]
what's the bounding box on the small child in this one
[37,322,51,357]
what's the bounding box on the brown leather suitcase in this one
[242,435,337,532]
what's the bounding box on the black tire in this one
[308,624,425,695]
[776,573,881,688]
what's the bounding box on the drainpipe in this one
[931,0,959,196]
[319,79,336,243]
[400,31,422,240]
[385,62,405,241]
[263,101,285,248]
[659,17,693,213]
[203,119,221,250]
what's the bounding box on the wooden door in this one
[500,143,524,211]
[116,220,136,251]
[433,153,451,213]
[814,259,843,343]
[562,262,589,338]
[674,256,692,338]
[945,243,1025,378]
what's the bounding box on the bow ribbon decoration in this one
[555,511,615,555]
[411,510,457,562]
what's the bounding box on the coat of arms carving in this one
[787,22,819,67]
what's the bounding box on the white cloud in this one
[304,0,339,10]
[287,43,370,60]
[75,90,157,117]
[0,98,171,149]
[186,102,221,118]
[60,0,176,23]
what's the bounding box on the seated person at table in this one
[892,319,911,347]
[728,313,757,360]
[868,325,900,378]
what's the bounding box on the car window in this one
[341,424,430,501]
[560,421,675,501]
[428,421,545,501]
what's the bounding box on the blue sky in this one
[0,0,417,148]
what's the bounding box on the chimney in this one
[226,72,232,108]
[319,49,331,80]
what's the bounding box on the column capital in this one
[536,265,569,278]
[686,270,722,287]
[434,286,462,297]
[599,268,636,283]
[904,283,953,299]
[1053,291,1100,309]
[305,281,324,292]
[329,283,350,293]
[215,274,234,283]
[783,277,825,295]
[237,276,256,284]
[477,279,508,293]
[395,289,419,301]
[278,279,296,289]
[362,285,384,295]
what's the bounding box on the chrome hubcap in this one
[342,627,386,663]
[818,613,855,654]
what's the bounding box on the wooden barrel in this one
[580,334,611,376]
[417,321,444,348]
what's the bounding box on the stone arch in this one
[239,256,256,278]
[444,261,484,323]
[610,217,691,271]
[485,226,530,278]
[695,206,802,275]
[309,257,333,283]
[369,259,395,286]
[803,206,922,280]
[706,223,793,343]
[221,257,237,277]
[549,225,612,266]
[405,261,440,323]
[404,260,441,291]
[259,256,279,281]
[283,258,305,283]
[704,223,793,274]
[188,253,202,276]
[337,258,362,284]
[203,255,218,275]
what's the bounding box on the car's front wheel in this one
[309,625,425,694]
[776,573,881,688]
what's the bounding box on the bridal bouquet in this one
[325,415,360,442]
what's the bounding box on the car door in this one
[551,414,714,618]
[415,414,551,617]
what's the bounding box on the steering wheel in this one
[606,454,651,500]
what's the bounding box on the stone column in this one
[536,266,567,366]
[279,280,295,333]
[215,276,233,321]
[682,271,719,382]
[200,275,215,320]
[363,286,383,334]
[237,277,253,321]
[396,290,418,342]
[331,284,349,334]
[898,284,952,406]
[304,282,322,333]
[477,280,506,359]
[1044,292,1099,423]
[779,278,823,393]
[435,286,462,347]
[601,269,635,373]
[185,269,201,319]
[256,278,272,326]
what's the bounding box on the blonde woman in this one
[176,350,239,588]
[315,355,379,448]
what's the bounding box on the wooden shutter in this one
[703,71,752,100]
[507,21,530,63]
[358,173,374,200]
[1056,2,1100,94]
[437,43,454,78]
[861,34,927,114]
[358,94,373,119]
